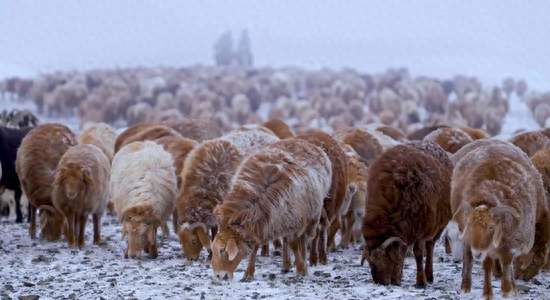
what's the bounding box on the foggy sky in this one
[1,1,549,89]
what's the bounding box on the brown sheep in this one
[407,125,450,140]
[16,124,77,240]
[509,131,550,157]
[540,128,550,140]
[458,126,490,140]
[261,119,295,139]
[423,127,473,154]
[333,127,399,167]
[359,124,406,141]
[362,141,452,287]
[52,145,110,247]
[451,140,544,298]
[211,139,332,280]
[115,123,181,154]
[77,122,117,163]
[297,130,348,266]
[165,118,223,142]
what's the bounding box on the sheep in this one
[111,141,177,259]
[165,119,223,142]
[114,123,181,154]
[423,127,473,154]
[261,119,295,139]
[52,145,110,247]
[509,131,550,157]
[177,130,279,261]
[451,139,544,298]
[361,141,453,287]
[333,127,399,167]
[126,102,153,126]
[515,148,550,280]
[16,124,77,240]
[458,126,490,140]
[77,123,117,163]
[360,123,406,141]
[407,125,450,140]
[297,130,348,266]
[211,138,332,280]
[0,126,33,222]
[441,220,464,262]
[154,135,198,233]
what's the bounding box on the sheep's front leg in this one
[444,236,452,254]
[244,245,260,279]
[261,244,269,257]
[291,235,307,275]
[493,258,502,278]
[500,254,517,298]
[340,211,355,248]
[77,214,88,247]
[482,257,494,300]
[281,238,291,273]
[92,213,101,245]
[413,242,427,288]
[327,217,340,251]
[66,212,76,247]
[29,205,37,238]
[318,227,328,265]
[309,230,320,266]
[425,239,435,283]
[461,246,473,293]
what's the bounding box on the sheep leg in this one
[29,205,36,238]
[149,231,158,258]
[461,246,473,293]
[262,244,270,257]
[493,259,502,278]
[92,213,101,245]
[318,228,328,265]
[281,238,291,273]
[444,236,452,254]
[124,247,129,259]
[309,230,319,266]
[425,239,435,283]
[172,209,179,234]
[340,211,355,249]
[273,238,282,250]
[482,257,494,300]
[66,212,76,247]
[500,255,517,298]
[291,236,307,276]
[327,217,340,251]
[413,242,427,288]
[78,215,87,248]
[244,245,260,279]
[14,188,23,223]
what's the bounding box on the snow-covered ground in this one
[1,214,549,300]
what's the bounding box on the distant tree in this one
[235,29,253,67]
[214,30,234,66]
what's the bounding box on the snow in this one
[1,214,549,300]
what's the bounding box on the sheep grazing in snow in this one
[114,122,181,154]
[77,122,117,163]
[111,141,177,259]
[333,127,399,167]
[211,139,332,280]
[441,221,464,262]
[361,141,452,287]
[423,127,473,154]
[52,145,110,247]
[297,130,348,266]
[509,131,550,157]
[261,118,295,139]
[16,124,77,240]
[177,130,279,261]
[451,139,545,299]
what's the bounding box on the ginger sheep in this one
[165,118,223,142]
[458,126,490,140]
[211,139,332,280]
[16,124,77,240]
[52,145,110,247]
[361,141,452,287]
[114,123,181,153]
[423,127,473,154]
[77,122,117,163]
[509,131,550,157]
[261,119,295,139]
[333,127,399,167]
[111,141,177,259]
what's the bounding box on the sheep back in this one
[77,122,116,162]
[261,119,295,139]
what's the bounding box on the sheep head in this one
[211,226,249,281]
[53,163,94,200]
[121,204,159,259]
[362,236,408,285]
[178,222,211,261]
[38,205,65,241]
[455,203,520,262]
[514,244,549,281]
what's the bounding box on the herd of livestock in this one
[2,66,550,300]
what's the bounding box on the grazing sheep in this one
[333,127,399,167]
[177,130,279,260]
[458,126,490,140]
[451,139,544,298]
[115,123,181,154]
[441,220,464,262]
[297,130,348,266]
[111,141,177,259]
[261,119,295,139]
[165,119,223,143]
[423,127,473,154]
[509,131,550,157]
[52,145,110,247]
[361,141,453,287]
[211,139,332,280]
[16,124,77,240]
[77,122,117,163]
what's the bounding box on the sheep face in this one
[53,164,94,200]
[121,205,158,259]
[38,205,65,241]
[211,230,248,281]
[178,223,211,261]
[362,237,407,285]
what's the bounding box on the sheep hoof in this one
[482,291,494,300]
[240,277,254,283]
[460,285,471,294]
[272,250,281,257]
[414,283,427,289]
[501,288,517,298]
[281,269,290,274]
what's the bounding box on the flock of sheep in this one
[2,66,550,300]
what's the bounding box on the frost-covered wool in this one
[423,127,473,154]
[333,127,399,167]
[114,123,181,154]
[407,124,450,141]
[165,118,223,142]
[77,122,116,162]
[360,123,406,141]
[16,123,77,241]
[261,119,295,139]
[211,138,332,280]
[451,139,545,298]
[509,131,550,157]
[458,126,490,140]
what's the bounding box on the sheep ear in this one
[196,227,211,250]
[226,238,239,261]
[492,222,503,248]
[83,169,94,186]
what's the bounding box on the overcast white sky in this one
[1,1,549,89]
